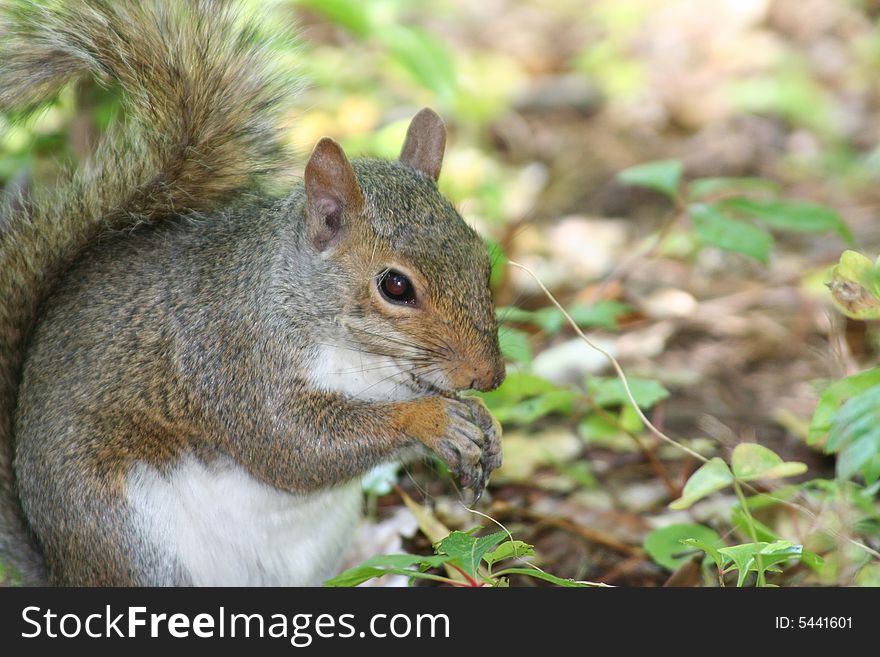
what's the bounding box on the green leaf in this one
[477,372,578,425]
[497,307,567,334]
[829,385,880,480]
[482,540,536,567]
[559,460,597,488]
[568,301,632,331]
[756,541,811,573]
[644,524,724,571]
[498,301,631,335]
[688,177,781,200]
[496,306,537,325]
[324,553,452,587]
[436,530,507,576]
[689,203,774,264]
[808,368,880,445]
[478,372,564,408]
[863,453,880,485]
[836,250,878,284]
[797,549,825,571]
[738,485,799,510]
[837,435,879,480]
[491,567,595,587]
[480,372,565,407]
[499,327,532,365]
[492,389,579,425]
[618,403,644,432]
[530,308,566,334]
[731,506,780,543]
[381,25,457,103]
[826,250,880,320]
[669,458,733,509]
[323,566,395,587]
[681,538,725,569]
[718,542,766,587]
[711,541,818,587]
[721,198,853,244]
[618,160,683,198]
[578,414,624,445]
[731,443,807,482]
[297,0,375,38]
[588,376,670,409]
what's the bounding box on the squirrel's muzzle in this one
[458,357,506,392]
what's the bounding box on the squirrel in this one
[0,0,504,586]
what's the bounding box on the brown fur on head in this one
[301,109,505,395]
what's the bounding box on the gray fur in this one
[1,1,503,586]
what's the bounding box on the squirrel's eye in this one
[378,270,416,305]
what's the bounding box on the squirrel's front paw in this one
[460,396,502,480]
[405,396,502,501]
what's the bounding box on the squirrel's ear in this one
[304,137,364,251]
[399,107,446,181]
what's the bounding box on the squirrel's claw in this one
[458,396,502,504]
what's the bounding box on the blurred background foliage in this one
[5,0,880,587]
[10,0,880,225]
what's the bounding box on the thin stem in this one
[733,480,765,587]
[447,563,482,587]
[509,260,707,463]
[375,570,476,587]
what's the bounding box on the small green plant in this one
[619,160,853,264]
[669,443,807,510]
[683,539,823,588]
[580,375,669,440]
[644,520,823,587]
[619,164,879,585]
[324,527,594,587]
[644,522,724,571]
[641,443,821,587]
[477,372,578,426]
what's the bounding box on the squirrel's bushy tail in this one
[0,0,298,582]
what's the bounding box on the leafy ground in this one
[305,0,880,587]
[4,0,880,587]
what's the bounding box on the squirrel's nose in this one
[469,360,506,392]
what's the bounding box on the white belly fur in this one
[128,455,363,586]
[127,342,407,586]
